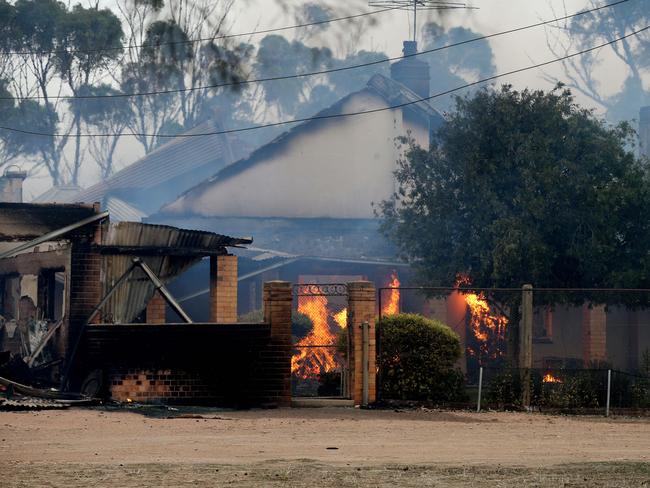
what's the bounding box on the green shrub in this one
[379,313,465,403]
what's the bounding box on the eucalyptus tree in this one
[544,1,650,121]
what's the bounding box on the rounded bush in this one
[379,313,464,402]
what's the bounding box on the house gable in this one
[165,88,432,220]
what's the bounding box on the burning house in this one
[150,43,443,316]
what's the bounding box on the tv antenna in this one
[369,1,474,42]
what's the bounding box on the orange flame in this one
[291,294,347,379]
[542,373,562,384]
[382,271,401,316]
[455,275,508,362]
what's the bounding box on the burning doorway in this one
[291,275,360,398]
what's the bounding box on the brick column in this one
[263,281,292,407]
[146,292,166,324]
[582,304,607,365]
[348,281,376,405]
[210,254,238,323]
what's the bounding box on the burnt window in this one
[533,307,553,343]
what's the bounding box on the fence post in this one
[476,366,483,413]
[348,281,376,406]
[606,369,612,417]
[520,284,533,409]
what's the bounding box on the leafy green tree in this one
[379,85,650,308]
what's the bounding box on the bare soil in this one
[1,406,649,487]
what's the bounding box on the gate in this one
[291,283,350,398]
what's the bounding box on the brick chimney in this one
[640,106,650,159]
[390,41,430,99]
[0,166,27,203]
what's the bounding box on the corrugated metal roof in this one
[105,197,147,222]
[99,222,251,323]
[31,185,83,204]
[72,119,232,204]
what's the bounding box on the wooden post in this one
[520,284,533,408]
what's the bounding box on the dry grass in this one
[3,461,650,487]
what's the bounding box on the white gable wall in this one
[166,92,429,219]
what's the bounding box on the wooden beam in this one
[520,284,533,408]
[94,245,228,257]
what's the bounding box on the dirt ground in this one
[1,406,649,487]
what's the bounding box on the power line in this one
[1,0,632,101]
[1,22,646,139]
[0,6,402,57]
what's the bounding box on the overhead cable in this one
[1,22,646,139]
[0,0,632,101]
[0,6,402,56]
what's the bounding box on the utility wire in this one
[1,0,632,101]
[1,22,646,139]
[0,6,402,57]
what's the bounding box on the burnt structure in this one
[0,203,293,406]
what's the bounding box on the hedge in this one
[379,313,465,403]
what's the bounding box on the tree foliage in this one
[379,85,650,302]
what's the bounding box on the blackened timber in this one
[0,203,97,241]
[0,249,69,275]
[94,245,229,257]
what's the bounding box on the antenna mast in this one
[368,1,473,42]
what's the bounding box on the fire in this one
[455,275,508,363]
[333,308,348,329]
[543,373,562,384]
[382,271,401,316]
[291,294,347,379]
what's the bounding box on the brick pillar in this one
[210,254,238,323]
[146,292,166,324]
[348,281,376,405]
[582,304,607,365]
[263,281,292,407]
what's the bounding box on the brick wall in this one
[348,281,376,405]
[210,254,238,323]
[83,282,293,407]
[145,292,166,324]
[582,304,607,364]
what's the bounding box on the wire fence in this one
[378,286,650,379]
[471,367,650,415]
[376,286,650,414]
